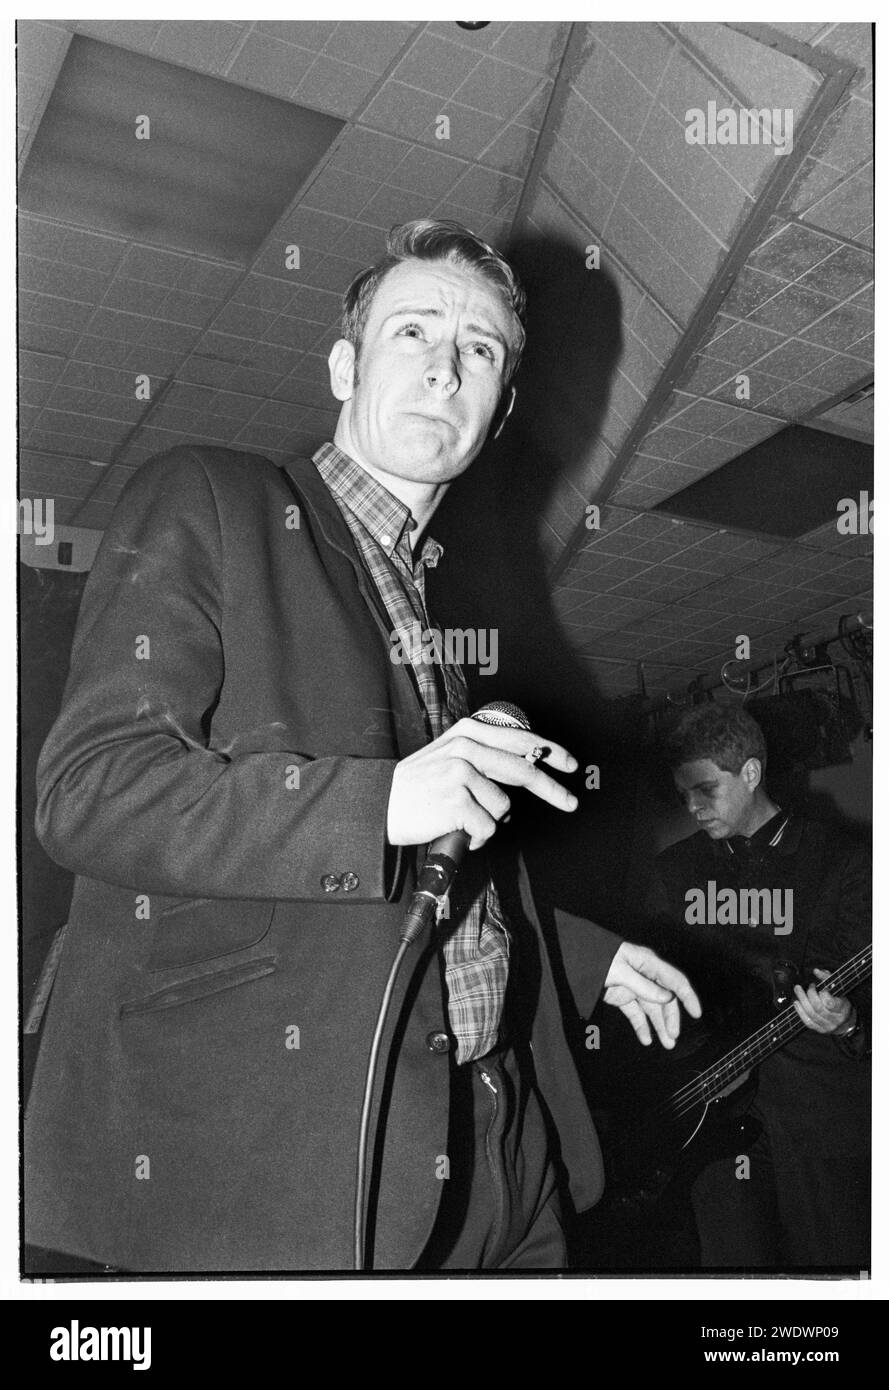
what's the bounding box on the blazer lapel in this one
[281,456,429,755]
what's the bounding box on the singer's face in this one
[328,258,515,484]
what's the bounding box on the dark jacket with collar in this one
[645,813,870,1262]
[647,816,870,1132]
[26,445,621,1272]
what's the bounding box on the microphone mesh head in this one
[472,700,531,731]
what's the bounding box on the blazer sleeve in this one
[35,447,402,902]
[553,906,623,1020]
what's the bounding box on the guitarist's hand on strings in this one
[793,967,854,1034]
[603,941,702,1049]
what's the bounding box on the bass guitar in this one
[605,944,871,1205]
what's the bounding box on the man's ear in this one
[742,757,762,791]
[328,339,356,402]
[492,384,516,440]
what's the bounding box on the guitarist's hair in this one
[662,704,768,775]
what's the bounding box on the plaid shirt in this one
[314,442,509,1063]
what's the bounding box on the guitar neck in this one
[669,945,871,1118]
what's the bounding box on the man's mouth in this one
[408,412,459,431]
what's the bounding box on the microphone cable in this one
[352,701,530,1270]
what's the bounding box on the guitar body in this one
[604,1056,761,1209]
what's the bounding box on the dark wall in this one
[429,229,643,930]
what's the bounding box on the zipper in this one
[479,1067,505,1261]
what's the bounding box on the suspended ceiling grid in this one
[512,21,873,698]
[17,20,873,701]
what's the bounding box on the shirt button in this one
[341,871,360,892]
[321,874,341,892]
[425,1031,451,1055]
[380,533,392,547]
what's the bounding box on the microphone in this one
[400,701,531,944]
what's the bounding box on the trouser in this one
[690,1116,870,1270]
[415,1041,567,1271]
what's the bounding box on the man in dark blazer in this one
[26,219,699,1273]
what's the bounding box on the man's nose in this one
[423,348,460,395]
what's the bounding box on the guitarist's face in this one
[673,757,762,839]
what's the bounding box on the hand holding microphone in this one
[386,700,579,852]
[389,702,579,944]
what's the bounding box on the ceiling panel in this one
[16,18,874,703]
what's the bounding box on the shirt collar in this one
[722,808,795,858]
[313,441,442,568]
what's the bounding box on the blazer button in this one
[425,1030,451,1055]
[341,871,360,892]
[321,874,341,892]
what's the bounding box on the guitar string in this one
[666,947,871,1118]
[659,946,871,1121]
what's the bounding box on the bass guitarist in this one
[645,704,870,1271]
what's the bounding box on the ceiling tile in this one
[753,338,836,381]
[800,354,872,396]
[293,56,380,117]
[799,302,874,351]
[227,32,315,96]
[747,282,837,333]
[254,21,337,50]
[492,21,570,74]
[453,57,547,120]
[392,34,478,99]
[323,21,417,74]
[478,120,539,175]
[591,22,676,96]
[329,126,408,181]
[362,80,443,141]
[747,220,839,280]
[387,144,467,197]
[150,21,244,73]
[795,243,874,300]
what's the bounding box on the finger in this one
[793,988,828,1030]
[620,998,653,1047]
[640,999,676,1050]
[794,984,816,1016]
[809,983,841,1014]
[616,965,674,1006]
[443,719,578,774]
[445,773,500,851]
[632,952,702,1018]
[462,766,512,824]
[448,737,579,812]
[664,994,682,1039]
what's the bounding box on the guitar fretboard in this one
[665,945,871,1122]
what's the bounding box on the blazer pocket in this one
[147,897,276,971]
[121,955,277,1017]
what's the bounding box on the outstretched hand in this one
[603,941,702,1048]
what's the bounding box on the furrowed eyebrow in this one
[384,305,444,322]
[465,320,508,350]
[384,306,508,351]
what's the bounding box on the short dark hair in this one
[662,704,768,775]
[341,218,527,384]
